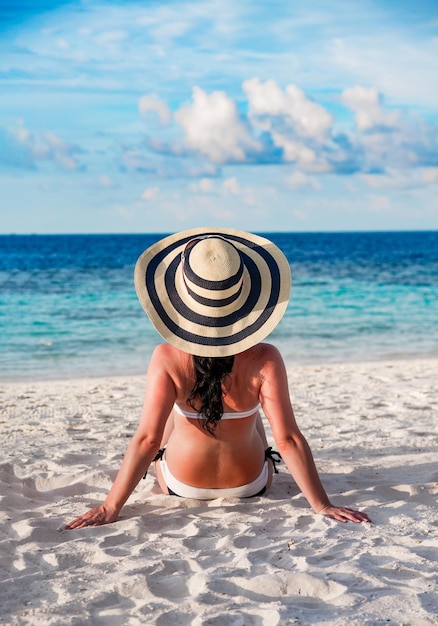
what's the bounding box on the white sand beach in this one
[1,358,437,625]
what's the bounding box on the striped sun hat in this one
[134,227,291,357]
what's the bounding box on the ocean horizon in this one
[1,230,437,381]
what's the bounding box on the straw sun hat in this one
[134,227,291,357]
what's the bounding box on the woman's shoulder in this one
[152,342,174,356]
[150,343,191,370]
[150,342,284,369]
[244,342,283,362]
[237,343,285,379]
[152,343,187,357]
[147,345,193,395]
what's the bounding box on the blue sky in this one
[1,0,437,233]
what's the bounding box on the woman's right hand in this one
[65,504,119,530]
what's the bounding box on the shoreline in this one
[1,357,437,625]
[1,353,437,385]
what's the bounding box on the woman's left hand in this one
[318,505,372,524]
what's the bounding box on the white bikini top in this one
[174,403,260,420]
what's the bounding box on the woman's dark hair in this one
[187,355,234,435]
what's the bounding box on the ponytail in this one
[187,355,234,435]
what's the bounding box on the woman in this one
[66,228,370,529]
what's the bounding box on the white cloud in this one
[174,87,261,163]
[360,167,438,190]
[242,78,334,171]
[271,133,322,168]
[134,80,437,184]
[139,94,172,126]
[330,35,438,109]
[190,178,214,193]
[368,194,391,213]
[221,176,255,205]
[185,162,218,178]
[243,77,333,141]
[341,86,400,131]
[56,38,69,49]
[96,30,127,51]
[420,168,438,185]
[121,150,152,173]
[98,174,116,188]
[12,121,82,171]
[1,0,437,233]
[222,177,240,195]
[286,171,321,191]
[337,85,438,177]
[142,187,159,200]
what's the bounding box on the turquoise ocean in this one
[1,231,437,381]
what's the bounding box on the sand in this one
[0,358,437,625]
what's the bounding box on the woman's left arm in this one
[259,345,371,524]
[66,345,176,529]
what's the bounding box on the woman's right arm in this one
[259,344,371,524]
[65,345,177,529]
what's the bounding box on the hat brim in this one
[134,227,291,357]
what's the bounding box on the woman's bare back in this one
[158,344,271,488]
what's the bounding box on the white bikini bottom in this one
[158,456,269,500]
